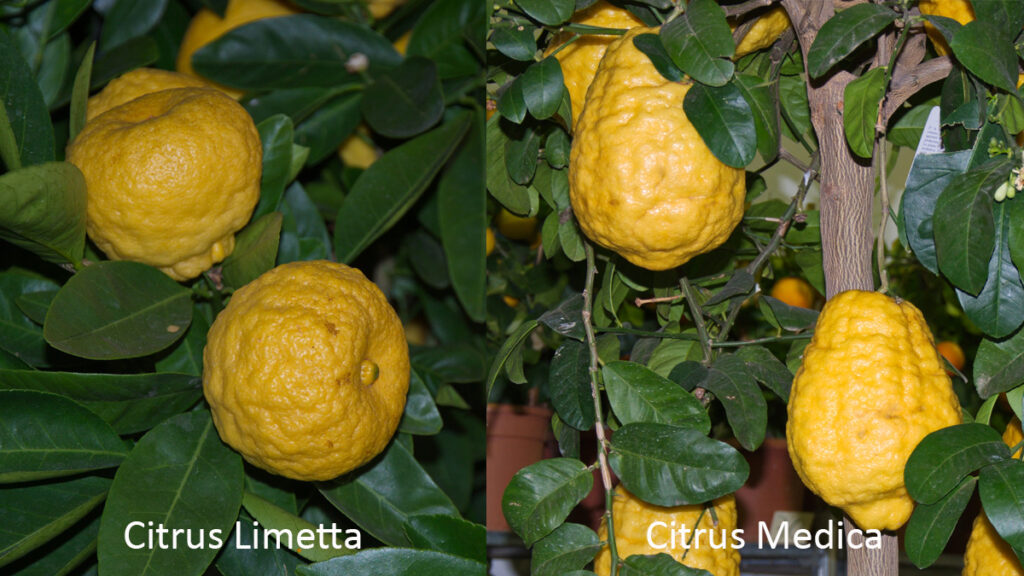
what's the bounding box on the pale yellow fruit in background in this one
[393,30,412,55]
[338,126,379,169]
[495,208,538,242]
[963,419,1023,576]
[368,0,406,19]
[67,87,261,281]
[787,290,962,530]
[545,0,643,128]
[203,260,410,481]
[569,27,746,271]
[732,6,791,58]
[177,0,301,97]
[595,488,740,576]
[918,0,974,56]
[85,68,209,121]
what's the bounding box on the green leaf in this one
[545,127,570,169]
[7,514,99,576]
[735,345,792,402]
[619,554,713,576]
[558,216,586,262]
[491,24,537,62]
[154,304,210,377]
[15,290,55,326]
[0,390,126,483]
[548,339,596,431]
[293,92,362,165]
[0,272,59,367]
[242,492,353,562]
[398,370,443,436]
[68,42,95,142]
[222,212,283,290]
[979,459,1024,565]
[485,319,539,400]
[298,548,484,576]
[363,57,444,139]
[887,100,938,149]
[520,57,565,120]
[904,423,1009,504]
[192,15,401,91]
[956,201,1024,338]
[806,3,897,78]
[905,475,976,569]
[843,67,886,159]
[950,20,1019,94]
[530,523,601,576]
[902,150,972,274]
[0,162,86,267]
[778,74,813,143]
[88,36,159,93]
[505,122,541,186]
[603,361,709,432]
[704,354,766,451]
[759,295,818,332]
[101,0,167,51]
[407,0,484,79]
[0,475,110,569]
[44,261,192,360]
[403,514,486,563]
[254,114,296,219]
[486,116,538,215]
[538,293,584,340]
[733,73,779,162]
[659,0,734,86]
[609,422,748,506]
[497,77,527,124]
[682,81,755,168]
[334,112,471,263]
[502,458,593,546]
[633,33,684,82]
[318,439,458,548]
[0,28,55,167]
[972,0,1024,40]
[975,329,1024,398]
[1010,197,1024,272]
[514,0,573,26]
[215,514,304,576]
[97,410,244,576]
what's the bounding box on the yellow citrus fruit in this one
[769,277,815,309]
[393,30,412,56]
[569,27,746,271]
[368,0,406,19]
[595,488,740,576]
[67,87,261,281]
[85,68,209,121]
[918,0,975,56]
[496,208,539,242]
[936,340,966,373]
[203,260,410,481]
[338,126,379,169]
[545,0,643,129]
[486,228,496,256]
[787,290,962,530]
[404,318,429,346]
[963,419,1023,576]
[502,295,520,308]
[177,0,301,97]
[732,6,791,58]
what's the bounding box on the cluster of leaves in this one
[0,0,487,575]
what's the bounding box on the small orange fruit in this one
[502,295,520,308]
[936,341,966,373]
[770,277,815,309]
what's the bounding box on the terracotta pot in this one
[486,403,554,532]
[734,437,806,536]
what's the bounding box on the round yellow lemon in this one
[733,6,791,58]
[918,0,974,56]
[545,0,643,128]
[569,27,746,271]
[595,488,740,576]
[67,87,261,281]
[177,0,301,97]
[770,277,815,309]
[787,290,962,531]
[85,67,209,121]
[963,419,1023,576]
[495,208,538,242]
[203,260,410,481]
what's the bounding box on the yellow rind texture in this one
[569,27,746,271]
[545,0,644,128]
[67,87,261,281]
[733,6,791,58]
[963,419,1024,576]
[203,261,411,482]
[595,488,740,576]
[918,0,975,56]
[786,290,962,531]
[86,68,209,121]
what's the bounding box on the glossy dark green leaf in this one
[973,0,1024,40]
[216,514,305,576]
[735,345,792,402]
[974,329,1024,398]
[485,319,539,398]
[364,57,444,138]
[222,212,283,290]
[619,554,712,576]
[15,290,55,326]
[1010,192,1024,272]
[497,77,527,124]
[778,74,813,143]
[950,20,1019,94]
[241,492,352,562]
[491,24,536,62]
[44,261,192,360]
[7,514,99,576]
[705,270,754,307]
[759,295,818,332]
[0,28,55,168]
[193,15,401,90]
[603,361,709,432]
[633,33,684,82]
[548,339,596,431]
[502,457,593,546]
[530,523,601,576]
[244,86,335,125]
[97,410,244,576]
[294,92,362,165]
[398,370,442,436]
[979,459,1024,565]
[514,0,573,26]
[520,57,565,120]
[88,36,159,91]
[403,514,486,563]
[486,116,537,214]
[905,423,1008,504]
[545,127,570,169]
[558,216,586,262]
[0,475,109,569]
[609,422,748,506]
[843,66,886,159]
[905,476,976,569]
[0,272,58,367]
[887,100,938,149]
[659,0,734,86]
[408,234,449,288]
[683,81,756,168]
[318,439,458,547]
[902,150,972,274]
[806,4,897,78]
[0,162,86,267]
[254,114,296,219]
[704,354,766,451]
[505,123,541,185]
[956,201,1024,338]
[335,112,470,263]
[298,548,484,576]
[0,390,126,483]
[733,73,779,162]
[539,293,585,341]
[68,42,95,142]
[101,0,168,51]
[406,0,484,78]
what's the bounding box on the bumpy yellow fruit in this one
[177,0,300,97]
[963,419,1023,576]
[595,488,740,576]
[918,0,974,56]
[732,6,791,58]
[85,68,209,121]
[67,87,261,281]
[787,290,962,531]
[569,27,746,271]
[203,261,410,481]
[545,0,643,128]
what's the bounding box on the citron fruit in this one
[918,0,974,56]
[936,340,966,373]
[545,0,643,128]
[67,87,261,281]
[770,277,815,309]
[203,260,410,481]
[787,290,962,530]
[595,488,740,576]
[732,6,791,58]
[569,27,746,271]
[495,208,539,242]
[963,419,1023,576]
[85,67,209,121]
[177,0,301,97]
